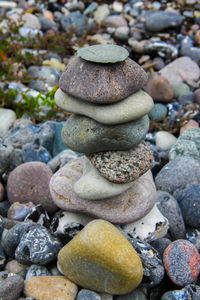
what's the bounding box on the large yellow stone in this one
[58,219,143,295]
[24,276,78,300]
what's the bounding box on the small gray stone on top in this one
[77,44,129,63]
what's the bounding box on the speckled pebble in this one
[25,264,51,280]
[148,103,167,121]
[76,289,101,300]
[87,141,153,183]
[163,240,200,286]
[161,284,200,300]
[7,202,35,221]
[0,273,24,300]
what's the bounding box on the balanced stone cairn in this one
[50,45,157,295]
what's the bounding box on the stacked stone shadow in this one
[50,45,157,225]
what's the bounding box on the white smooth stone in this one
[121,204,169,242]
[73,157,134,200]
[155,131,177,150]
[0,1,17,8]
[55,88,154,125]
[0,108,16,138]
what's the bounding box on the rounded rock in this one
[24,276,78,300]
[62,114,150,153]
[161,284,200,300]
[0,108,16,138]
[77,44,129,63]
[155,131,177,150]
[7,162,57,213]
[145,74,173,102]
[58,219,143,295]
[25,265,51,280]
[59,56,148,104]
[50,157,157,224]
[76,289,101,300]
[7,202,35,221]
[87,141,153,183]
[149,103,167,121]
[0,273,24,300]
[163,240,200,286]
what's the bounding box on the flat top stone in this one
[49,157,157,224]
[77,44,129,63]
[87,141,153,184]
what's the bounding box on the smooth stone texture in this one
[169,128,200,161]
[25,264,51,280]
[55,88,154,125]
[155,156,200,196]
[148,103,167,121]
[159,57,200,85]
[59,56,148,104]
[155,131,177,150]
[145,74,173,102]
[15,225,62,265]
[7,162,57,213]
[180,120,199,135]
[161,284,200,300]
[5,259,28,275]
[94,4,110,24]
[62,114,149,153]
[171,82,190,99]
[50,157,157,224]
[77,45,129,63]
[126,236,165,287]
[104,15,128,28]
[163,240,200,286]
[58,220,143,295]
[24,276,78,300]
[74,157,135,200]
[0,108,16,138]
[48,149,79,173]
[174,184,200,228]
[157,191,186,240]
[7,202,35,221]
[0,273,24,300]
[121,204,169,242]
[116,289,147,300]
[76,289,101,300]
[22,13,41,29]
[87,141,153,184]
[145,11,183,32]
[52,122,67,157]
[60,11,87,36]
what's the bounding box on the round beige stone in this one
[58,219,143,295]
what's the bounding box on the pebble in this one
[19,27,43,39]
[15,224,62,265]
[58,219,143,294]
[76,289,101,300]
[84,2,98,16]
[48,149,79,173]
[94,4,110,24]
[145,74,173,102]
[59,56,148,104]
[60,11,86,36]
[43,58,65,71]
[156,191,185,239]
[0,245,6,270]
[186,229,200,252]
[7,161,57,213]
[174,184,200,228]
[145,11,183,32]
[21,13,41,30]
[25,264,51,279]
[62,114,149,153]
[52,122,67,157]
[0,273,24,300]
[155,131,177,150]
[194,88,200,104]
[74,157,135,200]
[21,143,51,164]
[169,128,200,161]
[155,156,200,196]
[50,157,156,224]
[0,142,13,176]
[159,56,200,85]
[0,108,16,138]
[55,88,154,125]
[87,141,153,184]
[27,66,60,93]
[151,238,172,258]
[77,44,129,63]
[24,276,78,300]
[38,16,58,31]
[163,240,200,286]
[180,120,199,134]
[171,82,190,99]
[115,289,147,300]
[161,284,200,300]
[121,204,169,242]
[0,182,4,202]
[5,259,28,275]
[148,103,167,121]
[180,36,200,63]
[126,236,165,287]
[7,202,35,221]
[146,41,178,60]
[104,15,127,28]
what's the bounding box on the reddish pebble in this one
[145,73,174,102]
[7,162,57,213]
[180,120,199,135]
[163,239,200,286]
[43,10,54,21]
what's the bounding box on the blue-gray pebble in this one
[145,11,183,32]
[62,114,149,153]
[25,264,51,280]
[149,103,167,121]
[161,284,200,300]
[76,289,102,300]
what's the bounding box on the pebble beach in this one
[0,0,200,299]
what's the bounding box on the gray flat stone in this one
[61,114,149,153]
[55,88,154,125]
[59,56,148,104]
[49,157,157,224]
[77,44,129,63]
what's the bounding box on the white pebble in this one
[0,108,16,138]
[0,1,17,8]
[155,131,177,150]
[113,1,123,13]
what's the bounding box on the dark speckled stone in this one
[0,273,24,300]
[59,56,148,104]
[62,114,149,153]
[87,141,153,183]
[161,284,200,300]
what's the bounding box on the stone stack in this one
[50,44,156,224]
